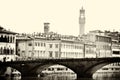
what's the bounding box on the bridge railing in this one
[12,57,120,62]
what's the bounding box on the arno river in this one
[1,75,120,80]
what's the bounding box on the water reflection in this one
[21,76,76,80]
[1,76,120,80]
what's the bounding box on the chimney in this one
[44,22,50,34]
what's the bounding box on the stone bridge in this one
[0,57,120,78]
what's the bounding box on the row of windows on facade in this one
[61,44,83,49]
[49,44,59,48]
[97,45,111,50]
[0,48,14,54]
[41,44,85,49]
[61,52,83,55]
[29,41,112,50]
[28,42,46,47]
[49,51,59,58]
[29,42,59,48]
[85,49,95,53]
[112,45,120,49]
[21,49,95,55]
[28,42,84,49]
[0,35,15,43]
[21,50,59,55]
[112,51,120,54]
[96,36,111,42]
[21,50,46,54]
[22,50,84,56]
[33,50,46,54]
[22,50,95,55]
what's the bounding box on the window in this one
[49,44,52,48]
[22,51,25,53]
[115,68,120,70]
[28,43,32,46]
[113,51,119,54]
[35,42,37,46]
[44,43,46,47]
[111,68,114,70]
[41,43,43,47]
[55,51,59,57]
[43,51,45,54]
[49,51,53,57]
[55,44,58,48]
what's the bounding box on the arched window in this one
[11,49,14,55]
[12,49,14,54]
[6,36,9,42]
[6,48,9,54]
[4,35,7,42]
[10,36,12,43]
[13,37,15,43]
[1,47,3,54]
[1,35,3,42]
[4,47,7,54]
[9,48,12,54]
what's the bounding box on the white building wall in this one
[46,40,60,59]
[60,42,84,58]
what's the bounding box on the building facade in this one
[84,42,96,58]
[60,40,84,58]
[104,31,120,57]
[16,35,47,59]
[0,27,17,62]
[46,40,61,59]
[16,33,85,59]
[83,30,112,57]
[93,31,120,78]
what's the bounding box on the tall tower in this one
[44,22,50,34]
[79,7,85,37]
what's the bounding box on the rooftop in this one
[0,26,17,34]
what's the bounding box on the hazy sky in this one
[0,0,120,36]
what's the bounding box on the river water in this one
[1,75,120,80]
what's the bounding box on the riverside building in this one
[16,32,85,59]
[16,33,47,59]
[93,31,120,78]
[83,30,112,58]
[104,31,120,57]
[0,26,17,62]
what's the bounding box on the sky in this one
[0,0,120,36]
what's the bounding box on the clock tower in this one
[79,7,85,37]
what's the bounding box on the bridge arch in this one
[26,62,76,77]
[80,60,120,78]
